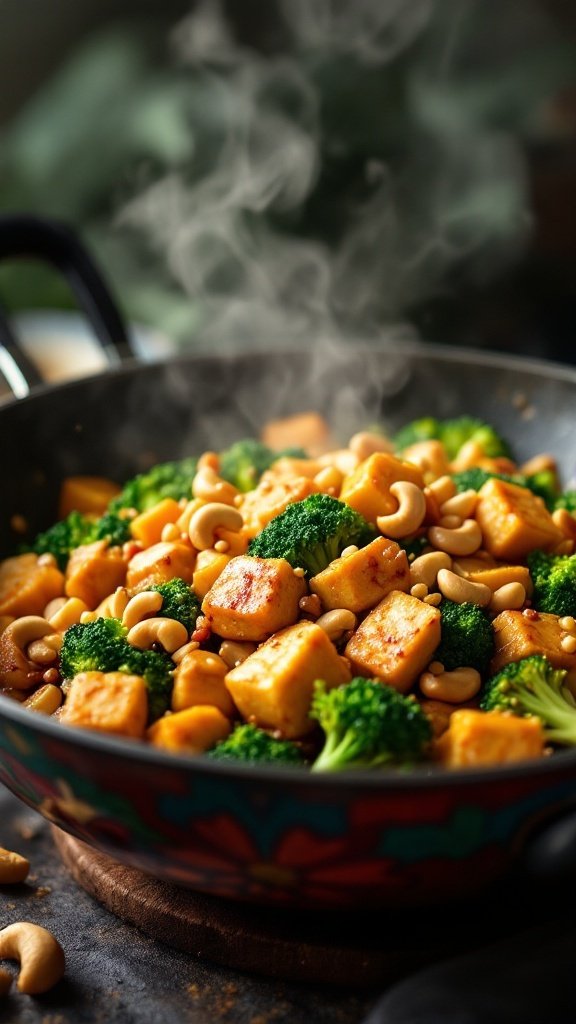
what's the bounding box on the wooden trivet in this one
[52,827,460,987]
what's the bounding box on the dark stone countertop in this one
[0,786,375,1024]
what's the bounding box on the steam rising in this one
[119,0,534,351]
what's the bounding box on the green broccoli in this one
[394,416,511,461]
[109,456,198,513]
[31,511,95,569]
[527,549,576,617]
[151,577,200,633]
[480,655,576,745]
[31,508,133,569]
[451,467,557,509]
[247,494,376,577]
[555,491,576,515]
[219,439,307,493]
[310,677,431,772]
[60,617,173,721]
[434,599,494,674]
[208,723,304,765]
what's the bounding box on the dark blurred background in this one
[1,0,576,362]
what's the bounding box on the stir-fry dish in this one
[2,412,576,772]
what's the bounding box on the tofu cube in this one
[192,550,232,600]
[0,553,64,618]
[491,610,576,681]
[172,650,235,717]
[345,589,441,693]
[310,537,409,613]
[438,709,544,767]
[453,558,532,595]
[339,453,424,524]
[240,473,318,538]
[475,479,563,561]
[201,556,306,642]
[65,541,126,609]
[130,498,182,547]
[147,705,231,753]
[60,671,148,738]
[126,541,196,591]
[225,620,351,738]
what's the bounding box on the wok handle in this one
[0,214,134,398]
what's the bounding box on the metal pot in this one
[1,215,576,909]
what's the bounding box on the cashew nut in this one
[561,634,576,654]
[403,440,450,480]
[409,551,452,589]
[0,847,30,884]
[428,518,482,556]
[348,431,393,461]
[23,684,62,715]
[219,640,258,668]
[426,475,457,505]
[6,617,54,652]
[439,489,479,520]
[95,587,129,621]
[48,597,90,632]
[122,591,163,631]
[192,466,239,506]
[127,617,188,653]
[489,582,526,614]
[376,481,426,539]
[189,503,244,551]
[315,609,357,640]
[171,640,200,664]
[26,637,60,665]
[0,922,65,994]
[161,522,181,543]
[419,667,482,703]
[437,568,492,607]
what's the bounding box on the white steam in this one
[118,0,534,350]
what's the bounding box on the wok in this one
[1,215,576,910]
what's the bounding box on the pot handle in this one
[0,214,134,398]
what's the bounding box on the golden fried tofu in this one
[172,650,235,717]
[130,498,182,547]
[65,541,127,609]
[345,589,441,693]
[126,541,196,591]
[437,709,544,767]
[147,705,231,753]
[310,537,409,613]
[475,479,563,561]
[60,671,148,738]
[261,412,332,456]
[491,609,576,679]
[0,553,64,618]
[240,473,318,539]
[339,453,424,524]
[202,556,306,642]
[225,620,351,738]
[192,550,232,600]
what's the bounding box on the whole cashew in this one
[376,481,426,539]
[6,617,54,652]
[419,667,482,703]
[127,617,188,653]
[0,922,65,994]
[189,503,244,551]
[0,847,30,884]
[489,582,526,613]
[437,568,492,607]
[409,551,452,589]
[348,431,393,461]
[428,518,482,556]
[315,609,357,640]
[439,489,479,520]
[122,591,163,631]
[192,466,239,506]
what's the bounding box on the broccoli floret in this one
[527,549,576,617]
[92,510,133,546]
[60,618,173,721]
[247,494,376,577]
[310,677,431,772]
[219,439,307,493]
[31,507,133,570]
[480,655,576,745]
[394,416,511,461]
[433,599,494,674]
[151,578,200,633]
[556,491,576,515]
[109,457,198,513]
[452,467,557,509]
[31,511,95,569]
[208,723,304,765]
